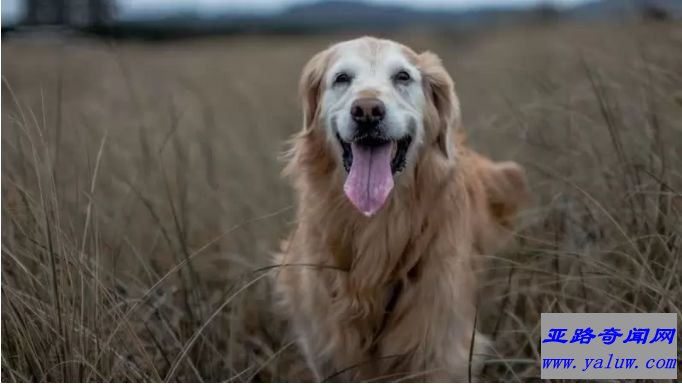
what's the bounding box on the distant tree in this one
[26,0,50,24]
[56,0,67,24]
[529,2,561,24]
[24,0,113,26]
[533,3,561,21]
[89,0,113,27]
[639,4,670,22]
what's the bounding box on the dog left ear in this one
[419,51,460,159]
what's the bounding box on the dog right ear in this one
[299,49,330,131]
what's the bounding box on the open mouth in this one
[336,132,412,216]
[336,133,412,175]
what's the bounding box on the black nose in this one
[351,98,386,125]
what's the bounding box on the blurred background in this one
[2,0,681,382]
[2,0,681,34]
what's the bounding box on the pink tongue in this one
[343,142,394,216]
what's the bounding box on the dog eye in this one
[393,70,412,84]
[333,72,352,86]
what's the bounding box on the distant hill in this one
[125,0,681,33]
[111,1,531,37]
[569,0,682,20]
[262,1,524,30]
[10,0,680,39]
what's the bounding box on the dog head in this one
[299,37,459,216]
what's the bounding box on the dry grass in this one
[2,21,681,382]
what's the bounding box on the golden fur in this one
[273,37,529,381]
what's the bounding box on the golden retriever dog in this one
[274,37,529,381]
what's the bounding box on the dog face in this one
[300,37,460,216]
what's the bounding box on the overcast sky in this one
[3,0,593,24]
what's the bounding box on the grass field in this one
[2,21,682,381]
